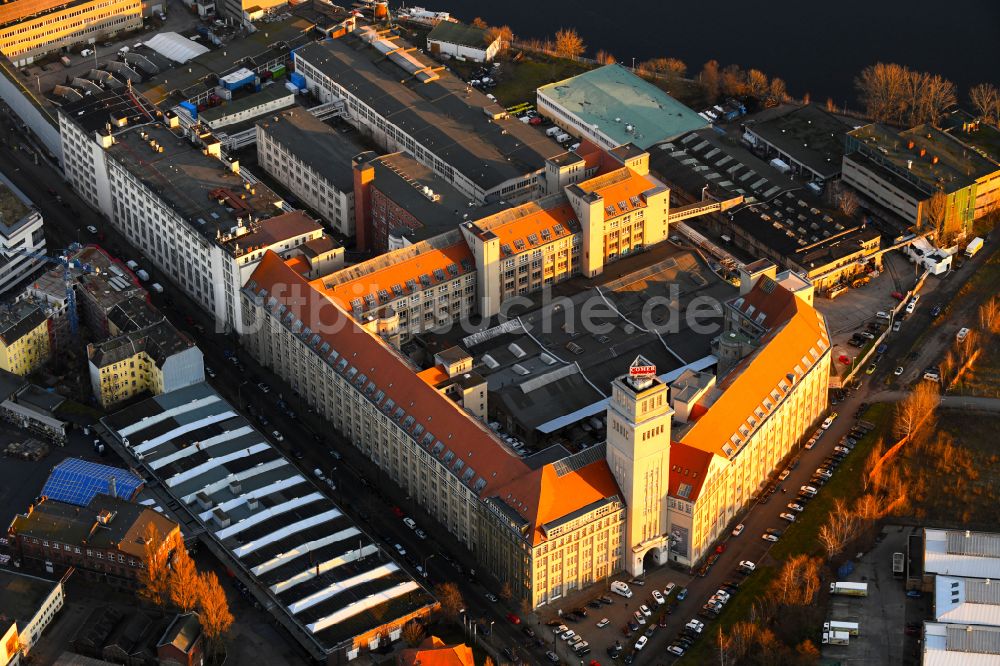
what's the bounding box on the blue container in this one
[289,72,306,89]
[179,100,198,119]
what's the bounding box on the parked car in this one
[731,523,745,536]
[677,587,688,600]
[652,590,665,605]
[787,502,804,512]
[664,582,676,596]
[779,512,797,522]
[761,533,779,542]
[271,430,284,442]
[597,618,610,628]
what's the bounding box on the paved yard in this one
[821,525,926,665]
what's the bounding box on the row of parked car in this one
[667,564,755,656]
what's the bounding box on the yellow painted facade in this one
[0,317,50,377]
[0,0,143,65]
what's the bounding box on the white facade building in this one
[0,172,45,297]
[58,90,329,333]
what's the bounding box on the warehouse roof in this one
[293,31,560,194]
[426,21,492,49]
[538,64,708,149]
[256,109,367,193]
[101,383,438,654]
[925,529,1000,579]
[745,104,852,179]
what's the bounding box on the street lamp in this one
[423,553,436,576]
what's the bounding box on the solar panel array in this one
[41,458,144,506]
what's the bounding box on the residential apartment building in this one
[58,90,332,333]
[0,173,45,297]
[0,0,143,67]
[256,108,365,237]
[0,569,65,665]
[87,298,204,409]
[843,124,1000,236]
[8,493,179,587]
[242,252,625,606]
[0,300,51,377]
[292,25,561,205]
[315,229,476,344]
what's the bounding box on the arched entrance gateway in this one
[641,545,665,574]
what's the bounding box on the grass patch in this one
[492,58,591,107]
[678,403,892,663]
[952,332,1000,397]
[893,410,1000,527]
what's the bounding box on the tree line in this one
[139,523,234,664]
[468,21,1000,129]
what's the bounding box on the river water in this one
[416,0,1000,106]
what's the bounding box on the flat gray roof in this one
[257,107,367,193]
[746,104,852,179]
[0,570,60,627]
[293,33,562,193]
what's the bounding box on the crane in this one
[3,243,96,336]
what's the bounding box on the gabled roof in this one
[399,635,475,666]
[248,251,527,496]
[157,612,202,653]
[667,441,715,502]
[426,21,493,50]
[680,277,828,458]
[248,251,623,542]
[490,458,621,545]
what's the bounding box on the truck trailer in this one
[822,631,850,645]
[892,552,905,578]
[830,581,868,596]
[965,237,984,258]
[825,621,860,636]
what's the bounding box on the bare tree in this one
[401,621,426,647]
[138,522,170,607]
[979,296,1000,334]
[595,50,616,65]
[837,189,860,217]
[854,493,883,521]
[168,538,201,612]
[856,62,909,122]
[434,582,465,621]
[720,64,748,97]
[553,28,585,60]
[771,554,822,606]
[911,71,957,126]
[796,639,821,664]
[922,189,949,237]
[700,60,720,104]
[768,77,788,103]
[970,83,1000,126]
[818,499,858,559]
[747,69,769,100]
[893,382,940,440]
[484,25,513,52]
[471,16,488,29]
[197,571,233,665]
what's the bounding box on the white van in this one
[610,581,633,598]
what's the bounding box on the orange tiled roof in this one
[318,242,473,311]
[284,255,311,276]
[579,168,656,221]
[417,366,449,386]
[489,202,578,257]
[249,251,627,544]
[492,459,622,545]
[680,278,828,459]
[398,636,474,666]
[249,251,527,496]
[668,441,716,502]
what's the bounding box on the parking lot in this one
[822,525,926,664]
